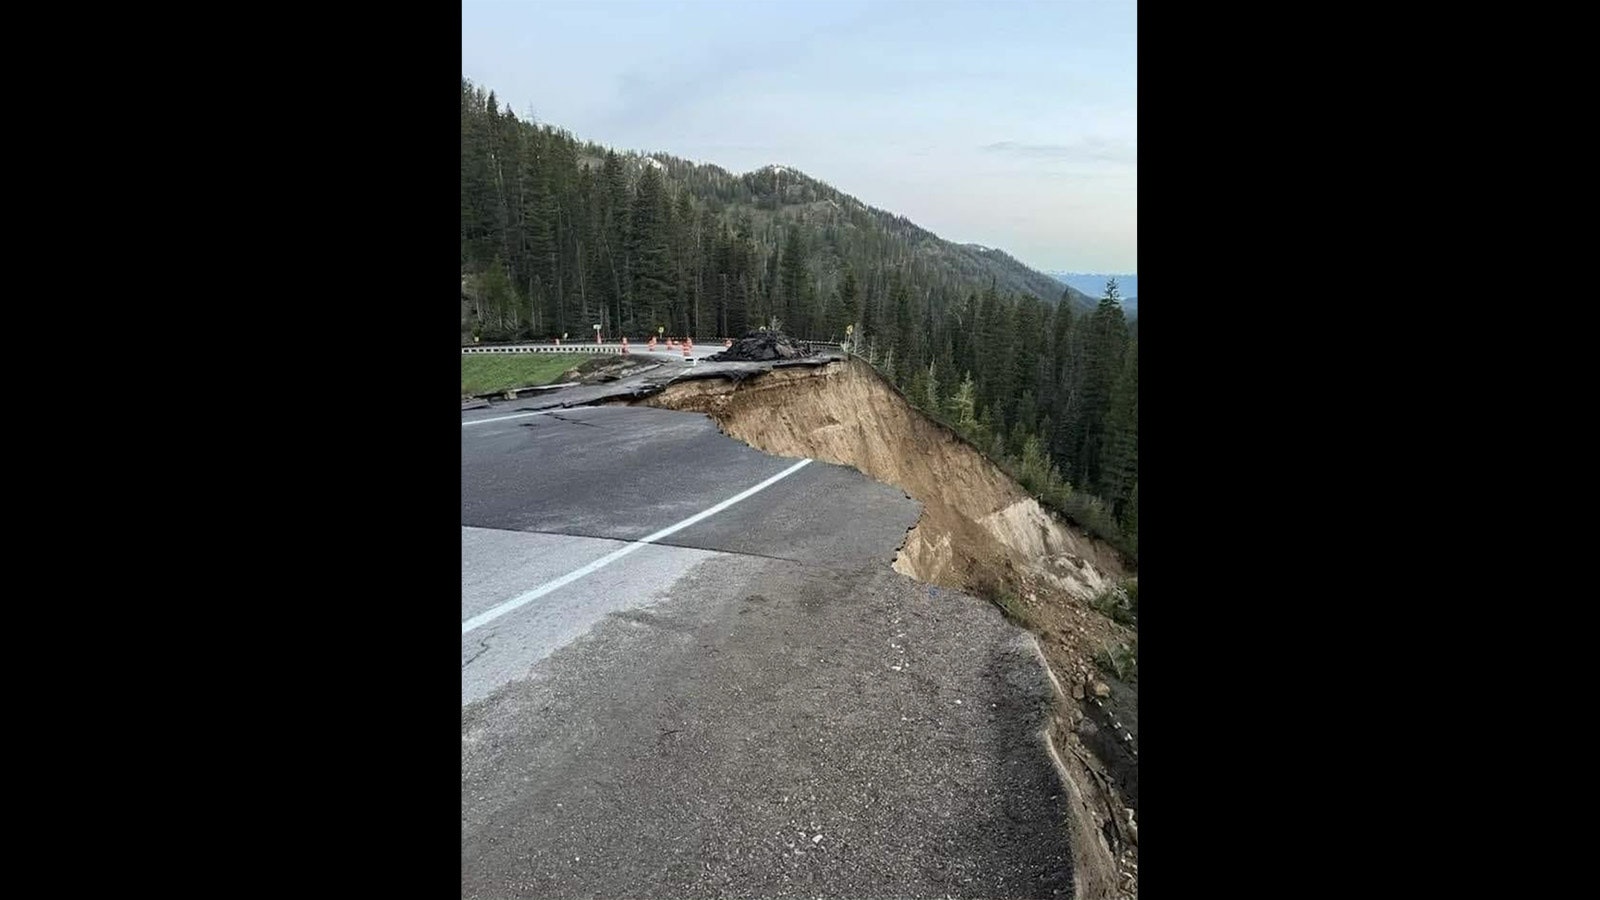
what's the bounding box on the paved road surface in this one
[462,398,1074,898]
[464,348,818,414]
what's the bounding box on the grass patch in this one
[978,577,1044,630]
[993,589,1035,628]
[1096,639,1138,683]
[461,355,598,396]
[1089,579,1138,627]
[1054,493,1136,564]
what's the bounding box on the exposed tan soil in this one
[633,357,1141,898]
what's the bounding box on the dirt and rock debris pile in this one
[630,356,1139,897]
[557,356,662,384]
[706,330,815,362]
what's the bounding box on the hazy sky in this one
[462,0,1136,273]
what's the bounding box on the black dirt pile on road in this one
[707,331,814,362]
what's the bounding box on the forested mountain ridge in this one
[462,78,1093,346]
[462,79,1135,559]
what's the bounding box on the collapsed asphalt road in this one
[462,400,1076,898]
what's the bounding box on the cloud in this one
[601,7,883,136]
[981,137,1137,165]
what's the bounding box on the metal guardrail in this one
[463,339,848,355]
[462,342,626,355]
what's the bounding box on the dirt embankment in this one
[641,359,1125,599]
[636,357,1140,897]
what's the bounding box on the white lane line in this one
[462,407,600,427]
[461,457,814,635]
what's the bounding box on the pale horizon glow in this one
[463,0,1137,273]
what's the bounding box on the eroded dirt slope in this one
[642,358,1123,596]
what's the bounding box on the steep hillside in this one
[462,77,1091,348]
[634,155,1099,314]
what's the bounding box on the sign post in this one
[593,323,602,344]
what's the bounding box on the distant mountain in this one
[1047,272,1136,301]
[1047,272,1135,316]
[624,159,1100,314]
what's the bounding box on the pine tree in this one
[1075,290,1129,488]
[600,151,630,331]
[780,227,807,335]
[521,133,557,335]
[859,279,877,348]
[950,372,988,447]
[950,292,979,378]
[460,80,493,265]
[1019,433,1051,496]
[932,327,956,404]
[1042,298,1075,458]
[675,193,699,335]
[836,267,860,339]
[1013,294,1045,410]
[1121,481,1138,547]
[731,274,751,336]
[485,93,515,264]
[761,244,780,328]
[628,164,671,335]
[921,360,940,414]
[480,255,515,335]
[976,288,1016,429]
[1013,389,1038,452]
[908,364,930,414]
[1099,340,1138,510]
[891,275,914,376]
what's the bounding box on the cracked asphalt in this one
[461,402,1075,898]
